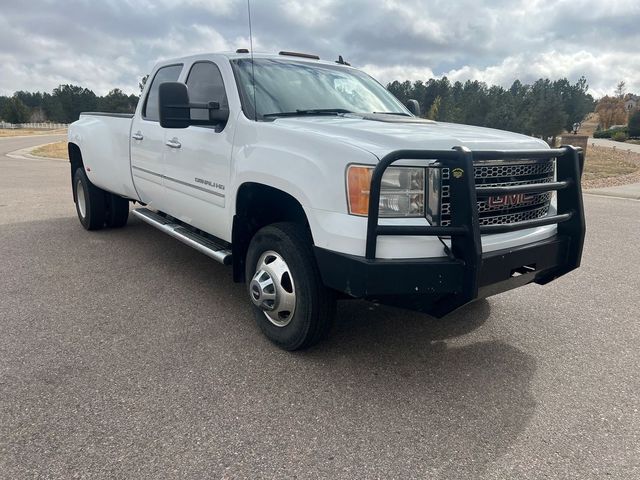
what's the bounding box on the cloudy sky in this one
[1,0,638,98]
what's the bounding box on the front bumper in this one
[315,145,585,317]
[315,234,573,317]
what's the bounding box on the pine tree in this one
[526,79,567,141]
[3,97,31,123]
[628,110,640,138]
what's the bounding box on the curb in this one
[584,189,640,201]
[6,140,68,162]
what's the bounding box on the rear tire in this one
[106,193,129,228]
[73,168,106,230]
[73,168,129,230]
[245,222,336,351]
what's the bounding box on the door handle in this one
[166,138,182,149]
[132,131,144,141]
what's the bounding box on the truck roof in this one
[156,51,354,70]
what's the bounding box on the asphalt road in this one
[1,135,638,479]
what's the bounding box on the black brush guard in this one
[315,146,586,317]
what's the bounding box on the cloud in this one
[0,0,638,97]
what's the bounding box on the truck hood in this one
[269,114,548,159]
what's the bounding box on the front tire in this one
[245,222,336,351]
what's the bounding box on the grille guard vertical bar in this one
[551,145,586,275]
[449,146,482,304]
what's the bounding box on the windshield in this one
[231,58,409,119]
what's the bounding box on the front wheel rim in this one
[76,178,86,219]
[250,250,296,327]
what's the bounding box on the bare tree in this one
[596,96,627,129]
[139,75,149,93]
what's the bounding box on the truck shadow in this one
[332,297,492,344]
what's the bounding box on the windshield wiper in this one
[263,108,354,118]
[372,111,412,116]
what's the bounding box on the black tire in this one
[106,193,130,228]
[73,167,106,230]
[245,222,336,350]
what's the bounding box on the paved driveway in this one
[1,135,639,479]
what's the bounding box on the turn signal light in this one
[347,166,373,216]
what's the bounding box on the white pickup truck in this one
[68,51,586,350]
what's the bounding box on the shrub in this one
[594,127,629,138]
[628,111,640,138]
[612,131,628,142]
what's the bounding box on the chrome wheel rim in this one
[250,250,296,327]
[76,179,86,219]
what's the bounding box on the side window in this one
[186,62,229,122]
[143,64,183,121]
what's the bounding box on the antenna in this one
[247,0,257,121]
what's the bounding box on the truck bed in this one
[69,113,139,201]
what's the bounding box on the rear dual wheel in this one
[73,168,129,230]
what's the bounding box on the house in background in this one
[624,94,639,112]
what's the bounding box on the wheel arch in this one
[68,142,83,201]
[232,182,312,283]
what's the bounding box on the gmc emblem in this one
[488,193,534,207]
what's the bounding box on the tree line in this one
[2,75,596,135]
[0,86,139,124]
[387,76,595,139]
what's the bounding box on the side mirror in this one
[406,99,421,117]
[159,82,230,129]
[159,82,190,129]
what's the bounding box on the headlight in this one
[347,165,425,217]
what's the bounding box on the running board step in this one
[132,208,232,265]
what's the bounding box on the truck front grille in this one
[438,158,555,227]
